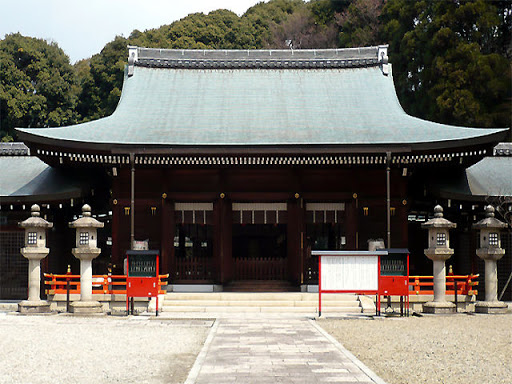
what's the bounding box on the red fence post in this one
[66,265,71,313]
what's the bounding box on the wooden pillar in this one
[160,197,173,275]
[346,198,358,249]
[287,199,303,284]
[214,198,232,284]
[130,153,135,249]
[399,203,408,248]
[386,152,392,248]
[213,199,221,283]
[111,202,121,273]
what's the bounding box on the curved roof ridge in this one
[132,45,387,70]
[134,45,385,60]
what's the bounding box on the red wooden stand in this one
[315,251,386,317]
[126,250,160,316]
[316,249,410,317]
[378,249,410,316]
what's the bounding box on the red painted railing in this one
[44,273,168,295]
[44,272,478,296]
[409,274,479,296]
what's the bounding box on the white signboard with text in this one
[320,254,379,291]
[313,250,388,316]
[312,251,388,292]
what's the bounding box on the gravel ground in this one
[0,313,210,384]
[319,313,512,384]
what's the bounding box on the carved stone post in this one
[69,204,104,314]
[18,204,53,314]
[422,205,457,314]
[473,205,508,314]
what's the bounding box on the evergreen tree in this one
[380,0,511,128]
[0,33,79,140]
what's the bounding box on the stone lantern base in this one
[18,300,51,314]
[475,301,508,314]
[423,301,456,314]
[69,300,103,314]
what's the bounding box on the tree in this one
[146,9,258,49]
[243,0,306,47]
[336,0,385,47]
[75,36,128,121]
[0,33,79,140]
[269,6,338,49]
[380,0,511,128]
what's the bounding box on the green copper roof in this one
[466,157,512,197]
[17,48,507,149]
[0,157,83,202]
[435,156,512,200]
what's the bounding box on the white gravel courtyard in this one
[319,313,512,384]
[0,313,210,384]
[2,311,511,384]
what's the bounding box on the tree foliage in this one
[381,0,511,128]
[75,36,128,121]
[0,33,79,140]
[269,6,338,49]
[336,0,384,47]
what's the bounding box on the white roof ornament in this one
[127,46,138,77]
[378,45,389,76]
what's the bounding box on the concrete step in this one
[161,292,364,314]
[164,292,358,302]
[161,306,362,314]
[0,302,18,312]
[162,300,361,308]
[293,300,360,307]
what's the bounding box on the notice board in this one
[312,250,388,316]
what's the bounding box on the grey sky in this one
[0,0,267,63]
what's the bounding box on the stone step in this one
[0,303,18,312]
[161,292,364,314]
[162,300,360,308]
[293,300,360,307]
[164,292,358,302]
[161,306,363,313]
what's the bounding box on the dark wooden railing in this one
[175,257,213,281]
[234,257,287,280]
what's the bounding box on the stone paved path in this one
[187,317,385,384]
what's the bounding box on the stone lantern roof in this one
[19,204,53,229]
[473,205,507,230]
[421,205,457,229]
[69,204,104,228]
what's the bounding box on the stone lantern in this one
[473,205,508,314]
[69,204,104,314]
[18,204,53,314]
[421,205,457,314]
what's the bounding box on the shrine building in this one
[2,45,510,295]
